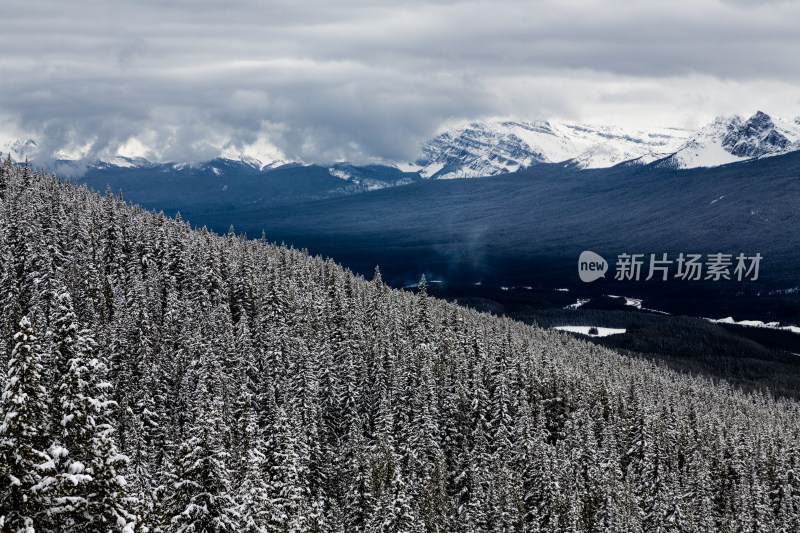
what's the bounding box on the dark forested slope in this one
[2,158,800,532]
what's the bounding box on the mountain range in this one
[409,110,800,177]
[4,111,800,183]
[409,121,691,178]
[4,110,800,325]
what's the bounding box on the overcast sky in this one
[2,0,800,166]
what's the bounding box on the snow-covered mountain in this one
[4,111,800,180]
[410,121,691,179]
[0,138,40,162]
[403,111,800,178]
[657,111,800,169]
[0,139,287,173]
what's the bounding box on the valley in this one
[66,146,800,401]
[8,112,800,398]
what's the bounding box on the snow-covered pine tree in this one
[367,440,424,533]
[79,332,135,533]
[235,383,273,533]
[0,317,51,532]
[46,294,135,533]
[163,348,239,533]
[267,405,308,533]
[47,289,95,531]
[0,161,7,201]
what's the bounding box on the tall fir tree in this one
[163,352,239,533]
[0,317,51,532]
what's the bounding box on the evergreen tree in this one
[267,406,308,533]
[81,337,136,532]
[0,162,7,200]
[234,382,273,533]
[163,355,238,533]
[368,442,423,533]
[0,317,51,532]
[47,308,135,532]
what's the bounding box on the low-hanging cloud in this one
[2,0,800,169]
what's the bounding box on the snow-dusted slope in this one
[658,111,800,169]
[412,121,691,179]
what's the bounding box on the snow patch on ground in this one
[107,156,138,168]
[329,168,352,181]
[626,152,674,166]
[420,161,445,179]
[553,326,626,337]
[394,162,423,173]
[769,286,800,296]
[606,295,670,315]
[565,299,590,310]
[707,317,800,335]
[670,138,741,168]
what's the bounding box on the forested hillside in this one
[2,156,800,532]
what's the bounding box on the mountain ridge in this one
[4,111,800,181]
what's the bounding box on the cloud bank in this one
[2,0,800,166]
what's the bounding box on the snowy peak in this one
[413,121,690,179]
[1,138,39,161]
[414,122,553,179]
[722,111,792,158]
[412,112,800,178]
[662,111,800,169]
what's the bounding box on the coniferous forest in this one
[2,156,800,533]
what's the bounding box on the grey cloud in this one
[117,36,150,70]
